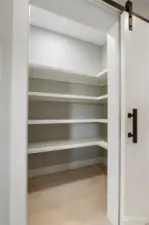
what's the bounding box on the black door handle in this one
[128,109,138,143]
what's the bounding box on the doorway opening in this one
[27,1,120,225]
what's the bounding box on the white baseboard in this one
[29,157,106,178]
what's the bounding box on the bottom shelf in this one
[28,138,108,154]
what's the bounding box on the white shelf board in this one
[28,92,108,103]
[29,64,107,86]
[28,138,108,154]
[28,119,108,125]
[98,141,108,150]
[96,68,107,78]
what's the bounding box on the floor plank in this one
[28,165,110,225]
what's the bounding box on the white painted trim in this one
[107,19,120,225]
[28,157,105,178]
[10,1,28,225]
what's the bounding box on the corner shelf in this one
[28,92,108,103]
[96,69,107,78]
[29,64,107,86]
[28,119,108,125]
[28,138,108,154]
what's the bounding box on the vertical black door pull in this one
[128,109,138,143]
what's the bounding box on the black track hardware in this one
[101,0,149,31]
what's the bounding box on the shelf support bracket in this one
[125,0,133,31]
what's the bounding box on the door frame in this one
[7,1,149,225]
[6,0,28,225]
[6,2,121,225]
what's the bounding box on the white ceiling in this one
[30,6,106,45]
[31,0,149,24]
[30,0,149,46]
[30,0,118,32]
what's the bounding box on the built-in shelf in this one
[28,119,108,125]
[28,138,108,154]
[29,64,107,86]
[28,92,108,103]
[96,69,107,78]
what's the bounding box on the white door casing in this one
[107,19,120,225]
[0,0,28,225]
[10,0,29,224]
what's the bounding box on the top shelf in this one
[29,64,107,87]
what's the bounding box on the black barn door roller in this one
[101,0,149,31]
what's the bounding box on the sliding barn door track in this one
[102,0,149,30]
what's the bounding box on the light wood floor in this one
[28,165,111,225]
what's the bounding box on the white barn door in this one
[120,12,149,225]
